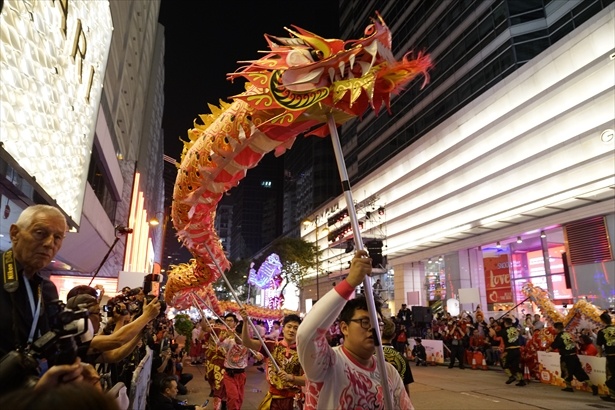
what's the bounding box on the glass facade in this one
[86,141,118,221]
[340,0,614,185]
[415,220,615,315]
[330,0,615,316]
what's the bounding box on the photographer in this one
[149,375,204,410]
[0,205,98,394]
[67,285,161,364]
[151,341,193,396]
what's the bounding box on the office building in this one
[299,0,615,314]
[0,0,165,297]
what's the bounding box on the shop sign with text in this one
[484,255,513,303]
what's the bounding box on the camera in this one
[146,294,167,318]
[0,300,90,394]
[107,288,166,319]
[144,273,162,297]
[105,299,129,317]
[115,225,133,235]
[124,287,142,297]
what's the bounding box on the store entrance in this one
[482,228,572,314]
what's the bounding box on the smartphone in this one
[202,399,209,407]
[103,305,112,313]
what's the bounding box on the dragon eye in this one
[309,49,324,61]
[364,24,375,36]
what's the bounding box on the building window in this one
[87,142,117,221]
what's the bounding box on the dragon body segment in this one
[167,14,432,307]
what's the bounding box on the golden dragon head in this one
[227,12,431,136]
[169,14,431,302]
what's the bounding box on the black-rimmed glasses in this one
[349,318,384,330]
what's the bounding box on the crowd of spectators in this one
[0,205,168,409]
[323,300,604,375]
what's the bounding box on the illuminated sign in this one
[483,255,513,303]
[0,0,113,225]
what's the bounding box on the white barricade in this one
[537,351,607,395]
[407,339,444,364]
[129,346,153,410]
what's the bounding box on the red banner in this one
[483,255,513,303]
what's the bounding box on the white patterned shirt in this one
[297,280,413,410]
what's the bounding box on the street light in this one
[149,211,164,226]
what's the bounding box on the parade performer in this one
[240,310,305,409]
[218,313,252,410]
[495,317,526,387]
[381,319,413,396]
[550,322,598,395]
[596,311,615,402]
[201,320,226,410]
[296,251,412,409]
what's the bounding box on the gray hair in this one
[15,205,66,229]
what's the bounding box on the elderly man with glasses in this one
[0,205,99,395]
[297,250,413,409]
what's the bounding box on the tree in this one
[174,313,194,350]
[214,238,320,302]
[213,258,250,301]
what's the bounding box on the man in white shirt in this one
[297,250,413,409]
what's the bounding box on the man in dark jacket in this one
[0,205,102,395]
[596,311,615,402]
[149,375,204,410]
[0,205,66,358]
[551,322,598,395]
[397,304,412,329]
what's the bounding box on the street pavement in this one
[177,361,612,409]
[178,361,269,409]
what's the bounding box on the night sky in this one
[158,1,340,160]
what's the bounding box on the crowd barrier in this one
[407,339,444,364]
[537,351,608,394]
[129,346,153,410]
[405,339,609,395]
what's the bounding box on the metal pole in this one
[326,114,394,410]
[192,292,273,363]
[201,244,281,372]
[88,236,121,286]
[190,293,220,344]
[316,216,320,301]
[495,296,531,321]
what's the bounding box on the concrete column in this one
[393,261,425,313]
[445,250,486,312]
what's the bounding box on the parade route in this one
[179,360,611,409]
